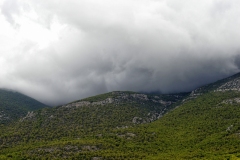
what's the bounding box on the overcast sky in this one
[0,0,240,106]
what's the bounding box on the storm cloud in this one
[0,0,240,106]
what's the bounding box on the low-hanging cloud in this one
[0,0,240,106]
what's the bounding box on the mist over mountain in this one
[1,1,240,158]
[1,0,240,106]
[1,72,240,159]
[0,88,48,124]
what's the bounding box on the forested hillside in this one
[0,89,48,124]
[0,91,187,145]
[1,73,240,159]
[1,91,240,159]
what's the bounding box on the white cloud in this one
[0,0,240,105]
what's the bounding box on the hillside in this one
[0,91,188,143]
[0,89,48,124]
[1,73,240,159]
[190,72,240,97]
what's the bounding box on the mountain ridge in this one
[0,88,48,124]
[1,72,240,159]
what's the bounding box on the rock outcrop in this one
[215,78,240,92]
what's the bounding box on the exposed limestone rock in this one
[116,126,128,129]
[64,101,91,108]
[92,157,102,160]
[159,100,172,105]
[92,98,114,105]
[131,94,149,100]
[75,101,91,107]
[49,115,54,119]
[0,111,9,121]
[60,91,181,125]
[126,132,136,137]
[34,145,80,154]
[221,98,240,104]
[117,132,136,139]
[21,111,35,121]
[190,90,201,97]
[0,111,4,119]
[61,92,175,114]
[132,117,144,124]
[226,125,233,132]
[215,78,240,92]
[82,145,98,151]
[64,145,79,151]
[37,147,59,153]
[96,134,102,137]
[132,111,166,124]
[63,98,114,108]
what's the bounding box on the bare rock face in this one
[221,98,240,104]
[62,92,173,109]
[92,157,102,160]
[132,111,166,124]
[226,125,234,132]
[117,132,136,139]
[0,111,4,118]
[0,111,9,121]
[92,98,114,105]
[63,98,115,108]
[190,89,202,97]
[64,101,91,108]
[215,78,240,92]
[21,111,35,121]
[131,94,149,100]
[58,91,184,125]
[132,117,144,124]
[159,100,172,105]
[75,101,91,107]
[82,145,99,151]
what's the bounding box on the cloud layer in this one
[0,0,240,105]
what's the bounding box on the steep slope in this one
[2,91,240,159]
[0,89,48,124]
[0,91,188,142]
[190,72,240,98]
[1,73,240,159]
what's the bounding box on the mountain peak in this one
[0,89,48,124]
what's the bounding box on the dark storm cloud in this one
[0,0,240,106]
[234,54,240,69]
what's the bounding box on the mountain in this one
[0,89,48,124]
[190,72,240,97]
[1,73,240,159]
[0,91,188,138]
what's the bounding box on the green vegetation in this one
[1,90,240,159]
[78,91,136,102]
[0,91,186,145]
[1,72,240,159]
[0,89,48,124]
